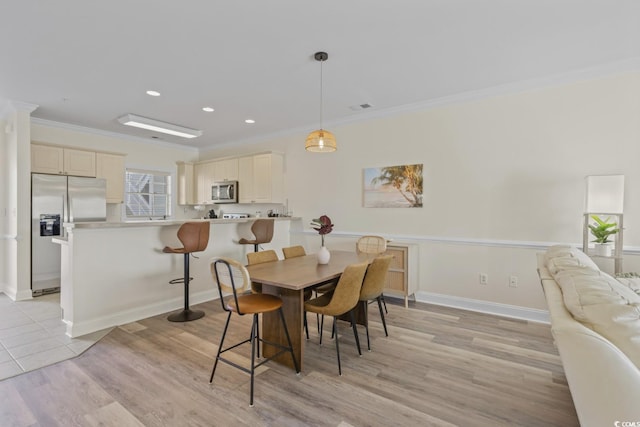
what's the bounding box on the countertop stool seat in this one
[162,221,210,322]
[239,219,274,252]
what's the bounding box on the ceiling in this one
[1,1,639,150]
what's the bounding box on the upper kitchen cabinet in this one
[96,153,126,203]
[238,153,284,203]
[213,158,238,182]
[194,161,216,204]
[176,161,195,205]
[31,144,96,177]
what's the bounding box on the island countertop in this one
[65,217,301,229]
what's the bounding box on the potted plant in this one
[588,215,619,256]
[311,215,334,264]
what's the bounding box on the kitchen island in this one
[54,217,300,337]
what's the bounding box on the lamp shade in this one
[585,175,624,213]
[305,129,337,152]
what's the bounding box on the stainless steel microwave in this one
[212,181,238,203]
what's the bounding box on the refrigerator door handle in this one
[63,192,69,235]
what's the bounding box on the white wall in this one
[200,71,640,315]
[7,72,639,316]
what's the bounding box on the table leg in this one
[261,285,303,370]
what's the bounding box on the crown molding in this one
[30,117,199,153]
[199,57,640,152]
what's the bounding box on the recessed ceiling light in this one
[245,119,255,124]
[146,90,161,97]
[202,107,214,112]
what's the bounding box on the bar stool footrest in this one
[169,277,194,285]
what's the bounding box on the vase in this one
[317,246,331,264]
[594,243,613,257]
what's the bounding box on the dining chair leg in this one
[319,315,325,345]
[278,307,300,373]
[303,311,309,340]
[210,311,232,382]
[361,302,371,351]
[249,314,258,407]
[349,310,362,356]
[377,296,389,337]
[381,293,388,314]
[333,317,342,376]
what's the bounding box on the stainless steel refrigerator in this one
[31,174,107,296]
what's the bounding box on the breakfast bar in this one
[55,217,300,337]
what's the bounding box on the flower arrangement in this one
[310,215,334,246]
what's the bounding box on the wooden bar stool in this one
[163,221,210,322]
[239,219,274,252]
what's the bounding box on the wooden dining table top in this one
[245,250,373,290]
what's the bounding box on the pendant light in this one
[305,51,337,152]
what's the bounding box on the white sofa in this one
[537,245,640,426]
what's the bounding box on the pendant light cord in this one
[319,57,324,130]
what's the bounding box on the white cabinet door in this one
[32,145,96,177]
[63,148,96,177]
[194,161,215,204]
[238,156,254,203]
[31,144,64,175]
[213,158,238,182]
[96,153,125,203]
[176,162,195,205]
[238,153,283,203]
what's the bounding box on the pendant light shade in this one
[306,51,336,152]
[305,129,337,152]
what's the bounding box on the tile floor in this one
[0,292,112,380]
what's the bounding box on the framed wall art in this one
[363,163,423,208]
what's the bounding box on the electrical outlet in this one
[479,273,488,285]
[509,275,518,288]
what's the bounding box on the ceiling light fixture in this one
[245,119,255,124]
[117,114,202,139]
[305,51,336,153]
[146,90,160,96]
[202,107,214,112]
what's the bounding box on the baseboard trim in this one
[66,289,219,338]
[415,291,550,324]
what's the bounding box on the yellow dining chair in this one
[304,262,368,375]
[356,235,389,313]
[246,249,279,294]
[209,257,299,407]
[358,255,393,351]
[282,245,306,259]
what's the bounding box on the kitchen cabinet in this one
[238,153,284,203]
[194,161,216,204]
[176,162,195,205]
[96,153,125,203]
[213,158,238,182]
[31,144,96,177]
[383,243,418,308]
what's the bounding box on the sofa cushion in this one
[544,245,599,274]
[551,263,640,370]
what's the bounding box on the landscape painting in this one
[363,164,423,208]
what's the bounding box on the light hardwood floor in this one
[0,299,579,426]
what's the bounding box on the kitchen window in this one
[124,169,172,219]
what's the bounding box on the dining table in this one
[245,250,373,370]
